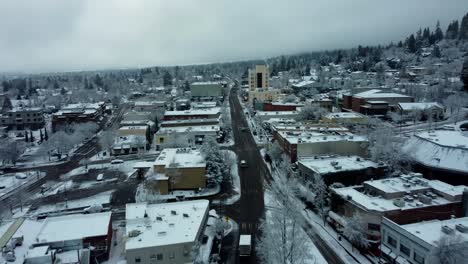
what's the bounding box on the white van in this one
[111,159,124,164]
[240,160,247,168]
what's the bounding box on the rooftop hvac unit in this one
[171,210,177,215]
[441,225,454,235]
[455,224,468,233]
[393,199,405,208]
[183,213,189,218]
[156,216,163,221]
[356,157,361,161]
[404,196,414,202]
[403,183,412,188]
[330,161,339,166]
[128,230,141,238]
[419,195,432,205]
[157,231,167,236]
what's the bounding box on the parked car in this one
[15,173,27,180]
[110,159,124,164]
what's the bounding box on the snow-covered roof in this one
[325,112,365,119]
[256,111,299,117]
[155,148,206,169]
[398,102,443,111]
[35,212,111,244]
[157,125,220,134]
[278,130,366,144]
[125,200,209,250]
[191,81,220,85]
[164,107,220,116]
[398,217,468,247]
[354,89,411,99]
[298,155,379,175]
[26,246,49,258]
[292,80,315,88]
[134,101,165,106]
[403,131,468,174]
[119,125,148,130]
[239,235,251,246]
[333,174,467,213]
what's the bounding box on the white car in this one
[15,173,27,179]
[240,160,247,168]
[110,159,124,164]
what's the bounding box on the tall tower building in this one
[248,65,269,91]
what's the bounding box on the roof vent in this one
[183,213,189,218]
[128,230,141,237]
[441,225,454,235]
[455,224,468,233]
[156,216,163,221]
[157,231,167,236]
[171,210,177,215]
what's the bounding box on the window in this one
[400,243,410,256]
[135,257,141,263]
[169,252,175,259]
[150,254,156,260]
[413,252,425,264]
[387,235,397,248]
[157,254,163,260]
[368,223,380,231]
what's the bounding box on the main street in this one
[222,86,346,264]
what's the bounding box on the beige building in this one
[248,89,281,105]
[149,148,206,194]
[125,200,209,264]
[248,65,269,91]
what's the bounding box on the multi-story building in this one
[162,108,220,121]
[342,89,413,115]
[52,102,106,131]
[248,64,269,91]
[381,216,468,264]
[0,107,45,130]
[125,200,210,264]
[330,173,468,242]
[155,125,220,150]
[322,112,367,125]
[297,155,384,186]
[190,82,223,101]
[274,128,367,162]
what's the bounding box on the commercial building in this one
[190,82,223,100]
[322,112,367,125]
[154,125,220,150]
[297,155,384,186]
[163,108,220,121]
[125,200,210,264]
[144,148,207,194]
[275,129,367,162]
[0,107,45,130]
[342,89,413,115]
[330,173,468,242]
[396,102,444,120]
[248,88,281,106]
[381,216,468,264]
[112,135,147,155]
[402,130,468,185]
[33,212,112,261]
[52,102,106,131]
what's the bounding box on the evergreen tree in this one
[446,20,459,39]
[137,75,143,84]
[40,129,44,142]
[461,58,468,92]
[44,127,49,141]
[53,80,59,89]
[25,131,29,142]
[434,21,444,41]
[30,131,34,142]
[183,80,190,91]
[433,45,441,58]
[1,80,12,92]
[459,12,468,40]
[163,71,173,86]
[94,74,103,87]
[60,87,66,95]
[407,34,417,53]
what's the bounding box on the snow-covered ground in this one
[63,160,139,179]
[0,171,46,198]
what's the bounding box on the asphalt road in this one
[222,87,347,264]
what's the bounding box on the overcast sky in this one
[0,0,466,73]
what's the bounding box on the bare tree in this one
[311,175,327,225]
[0,139,26,166]
[297,104,328,122]
[267,142,284,164]
[428,234,468,264]
[343,214,369,251]
[99,130,116,156]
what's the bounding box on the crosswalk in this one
[240,222,258,233]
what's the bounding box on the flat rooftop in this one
[298,155,379,175]
[325,112,365,119]
[157,125,220,134]
[35,212,111,244]
[415,131,468,149]
[400,217,468,246]
[164,107,220,116]
[125,200,209,250]
[155,148,206,168]
[278,130,366,144]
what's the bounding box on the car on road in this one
[240,127,247,132]
[239,235,252,256]
[15,173,27,180]
[240,160,247,168]
[110,159,124,164]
